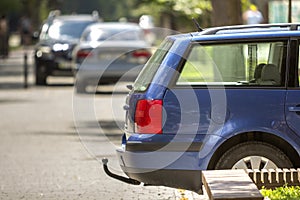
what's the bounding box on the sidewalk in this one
[0,44,34,89]
[0,40,210,200]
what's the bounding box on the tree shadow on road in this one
[73,120,124,138]
[38,83,74,87]
[0,82,26,90]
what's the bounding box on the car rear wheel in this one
[35,63,47,85]
[215,141,293,170]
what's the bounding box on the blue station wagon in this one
[103,23,300,193]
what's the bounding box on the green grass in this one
[261,185,300,200]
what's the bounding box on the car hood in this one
[36,38,79,52]
[38,37,79,46]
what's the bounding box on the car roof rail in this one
[46,10,100,23]
[201,23,300,35]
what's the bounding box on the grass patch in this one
[261,185,300,200]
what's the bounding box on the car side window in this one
[177,41,286,87]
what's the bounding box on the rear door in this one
[163,39,288,138]
[285,38,300,136]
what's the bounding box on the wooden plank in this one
[290,168,299,184]
[254,169,262,185]
[202,170,264,200]
[268,169,276,184]
[261,169,269,184]
[276,168,284,184]
[283,168,291,183]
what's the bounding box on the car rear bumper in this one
[75,64,142,84]
[36,59,73,76]
[114,133,224,193]
[119,163,202,193]
[116,143,204,193]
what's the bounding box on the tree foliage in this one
[155,0,211,18]
[0,0,248,32]
[211,0,242,26]
[132,0,212,31]
[60,0,138,22]
[0,0,21,14]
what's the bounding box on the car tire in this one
[35,63,47,86]
[214,141,293,170]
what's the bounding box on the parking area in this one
[0,48,207,199]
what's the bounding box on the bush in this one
[261,185,300,200]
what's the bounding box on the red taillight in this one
[77,49,93,59]
[135,99,162,134]
[132,49,151,58]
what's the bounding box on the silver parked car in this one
[72,22,152,93]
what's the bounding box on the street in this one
[0,48,207,200]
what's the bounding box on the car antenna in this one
[192,18,203,32]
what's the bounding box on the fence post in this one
[24,52,28,88]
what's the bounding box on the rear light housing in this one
[131,49,151,64]
[132,49,151,58]
[134,99,163,134]
[76,49,93,63]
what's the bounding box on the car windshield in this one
[47,20,93,40]
[83,27,144,41]
[133,39,173,92]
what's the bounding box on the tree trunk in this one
[211,0,242,26]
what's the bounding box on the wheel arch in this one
[207,131,300,169]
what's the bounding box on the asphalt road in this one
[0,48,207,200]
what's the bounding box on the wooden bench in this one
[202,169,264,200]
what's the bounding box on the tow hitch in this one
[102,158,141,185]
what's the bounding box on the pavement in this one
[0,47,209,200]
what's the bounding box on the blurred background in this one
[0,0,298,49]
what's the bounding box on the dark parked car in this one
[103,23,300,193]
[72,22,151,93]
[34,12,99,85]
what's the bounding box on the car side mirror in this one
[32,31,39,41]
[126,84,133,90]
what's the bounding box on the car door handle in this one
[288,107,300,112]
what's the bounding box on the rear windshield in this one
[82,27,144,41]
[42,20,94,40]
[133,39,173,92]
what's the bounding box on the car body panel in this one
[286,90,300,134]
[113,23,300,193]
